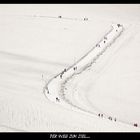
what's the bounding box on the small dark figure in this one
[96,44,98,47]
[108,116,112,121]
[60,74,62,79]
[117,24,121,27]
[134,123,138,127]
[64,68,66,72]
[73,67,77,71]
[104,37,107,40]
[98,113,100,117]
[104,40,106,44]
[58,16,62,18]
[56,97,60,102]
[114,118,117,122]
[98,45,100,47]
[84,17,88,21]
[101,114,103,118]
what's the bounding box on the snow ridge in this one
[44,24,126,125]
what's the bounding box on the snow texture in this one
[0,4,140,132]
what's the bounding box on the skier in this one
[73,66,77,71]
[47,90,49,94]
[108,116,112,121]
[98,113,100,117]
[60,74,62,79]
[84,17,88,21]
[101,114,103,118]
[56,97,60,102]
[117,24,121,28]
[134,123,138,127]
[114,118,117,122]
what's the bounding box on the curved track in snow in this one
[43,24,139,128]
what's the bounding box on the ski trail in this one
[43,24,138,128]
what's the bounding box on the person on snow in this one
[101,114,103,118]
[117,24,121,28]
[73,66,77,71]
[64,68,66,72]
[47,90,49,94]
[60,74,62,79]
[108,116,112,121]
[56,97,60,102]
[84,17,88,21]
[98,113,101,117]
[134,123,138,127]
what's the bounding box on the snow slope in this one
[64,22,140,129]
[0,4,140,131]
[45,23,123,109]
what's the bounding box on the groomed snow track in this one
[43,24,139,128]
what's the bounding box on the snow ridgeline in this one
[43,23,140,129]
[43,24,140,128]
[43,24,127,123]
[44,24,123,103]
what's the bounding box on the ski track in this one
[43,24,138,129]
[63,24,140,128]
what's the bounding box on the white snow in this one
[0,4,140,132]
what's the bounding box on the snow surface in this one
[0,4,140,132]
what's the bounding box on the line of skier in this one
[58,15,88,21]
[59,24,122,80]
[98,113,116,121]
[60,66,77,79]
[98,113,138,127]
[96,24,122,48]
[60,68,67,79]
[55,66,78,102]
